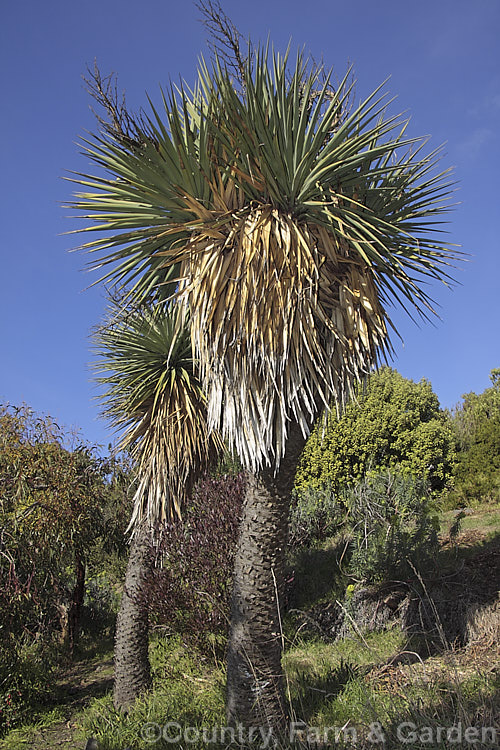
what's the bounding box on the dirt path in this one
[1,657,114,750]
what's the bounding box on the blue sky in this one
[1,0,499,450]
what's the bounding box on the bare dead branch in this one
[83,60,152,150]
[195,0,249,86]
[195,2,352,133]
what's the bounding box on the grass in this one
[284,618,499,746]
[75,626,499,749]
[0,636,115,750]
[439,502,500,538]
[0,707,78,750]
[78,635,226,750]
[2,506,499,749]
[282,503,500,747]
[284,629,405,725]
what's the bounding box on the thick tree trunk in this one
[226,420,308,734]
[113,522,153,711]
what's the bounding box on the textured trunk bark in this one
[226,420,308,733]
[113,522,153,711]
[67,551,85,655]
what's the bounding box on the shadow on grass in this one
[287,639,499,748]
[287,537,348,610]
[404,532,500,650]
[376,678,500,750]
[16,634,115,740]
[290,659,362,721]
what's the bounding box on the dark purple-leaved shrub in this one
[147,473,245,648]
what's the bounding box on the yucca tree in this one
[94,299,220,710]
[71,47,458,728]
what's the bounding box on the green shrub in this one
[0,640,57,734]
[0,405,132,734]
[449,369,500,506]
[295,367,456,498]
[344,471,439,584]
[288,484,344,549]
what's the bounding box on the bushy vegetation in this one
[288,485,343,550]
[294,366,500,513]
[1,366,499,745]
[78,512,499,749]
[0,404,131,734]
[448,369,500,506]
[343,470,439,584]
[295,367,457,497]
[288,469,439,586]
[148,473,245,649]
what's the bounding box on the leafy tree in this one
[0,405,108,650]
[296,367,456,496]
[70,22,458,730]
[450,368,500,504]
[0,404,116,732]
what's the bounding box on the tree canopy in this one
[70,47,458,476]
[450,368,500,503]
[295,367,456,495]
[0,404,106,564]
[0,404,129,649]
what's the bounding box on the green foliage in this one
[86,451,134,581]
[80,634,225,750]
[71,45,459,476]
[288,485,344,549]
[295,367,456,497]
[449,368,500,505]
[344,470,439,584]
[0,404,131,735]
[0,404,116,557]
[0,405,105,632]
[211,447,243,478]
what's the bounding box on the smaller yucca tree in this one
[94,298,221,709]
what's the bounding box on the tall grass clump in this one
[80,634,226,750]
